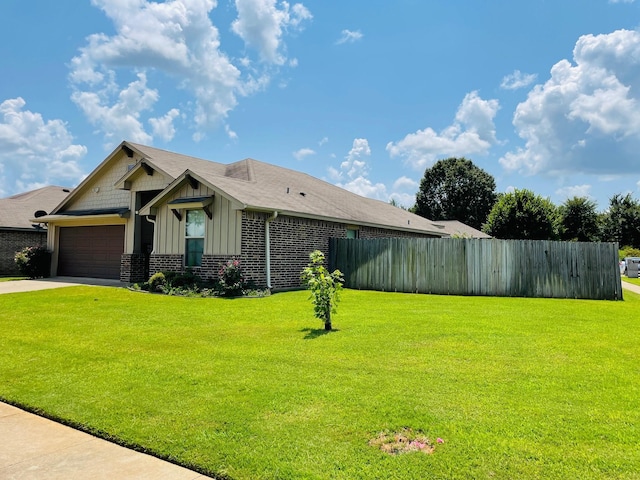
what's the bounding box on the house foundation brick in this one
[120,253,148,283]
[149,254,184,276]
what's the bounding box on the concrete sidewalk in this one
[0,403,211,480]
[622,279,640,295]
[0,277,126,295]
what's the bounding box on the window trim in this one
[346,227,360,239]
[185,209,206,267]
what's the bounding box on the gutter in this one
[265,211,278,289]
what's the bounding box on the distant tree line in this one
[407,157,640,252]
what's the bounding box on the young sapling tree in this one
[301,250,344,331]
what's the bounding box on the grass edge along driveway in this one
[1,287,639,480]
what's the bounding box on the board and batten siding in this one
[153,184,241,256]
[330,237,623,300]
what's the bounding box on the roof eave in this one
[244,207,448,237]
[31,212,130,224]
[0,225,47,232]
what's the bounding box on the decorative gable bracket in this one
[167,195,214,221]
[141,162,154,176]
[186,174,199,190]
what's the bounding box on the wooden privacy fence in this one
[329,238,623,300]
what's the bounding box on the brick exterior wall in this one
[149,254,183,276]
[268,215,346,289]
[145,211,438,290]
[358,226,436,239]
[0,229,47,276]
[120,253,148,283]
[240,211,267,286]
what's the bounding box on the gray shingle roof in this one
[0,186,71,230]
[433,220,492,239]
[128,142,448,236]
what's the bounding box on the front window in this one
[185,209,205,266]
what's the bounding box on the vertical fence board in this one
[330,238,622,300]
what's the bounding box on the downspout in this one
[145,216,156,254]
[265,211,278,289]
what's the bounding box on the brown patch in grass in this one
[369,427,439,455]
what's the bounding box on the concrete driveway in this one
[0,403,211,479]
[0,277,126,295]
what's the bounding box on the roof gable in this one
[51,142,137,214]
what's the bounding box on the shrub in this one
[166,268,199,288]
[620,245,640,261]
[14,245,51,279]
[218,259,246,297]
[135,266,265,298]
[148,272,166,292]
[146,270,204,293]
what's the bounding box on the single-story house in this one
[0,186,71,275]
[34,141,484,289]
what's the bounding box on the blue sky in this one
[1,0,640,213]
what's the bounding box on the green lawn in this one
[0,276,26,282]
[622,276,640,286]
[1,287,639,479]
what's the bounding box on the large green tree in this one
[558,196,601,242]
[483,189,559,240]
[413,157,497,230]
[602,193,640,248]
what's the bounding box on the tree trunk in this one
[324,311,332,331]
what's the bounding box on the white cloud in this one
[225,124,238,140]
[69,0,309,147]
[71,72,156,147]
[232,0,312,65]
[318,136,328,146]
[331,139,420,206]
[293,147,315,160]
[389,176,419,208]
[336,29,363,45]
[386,91,500,170]
[500,29,640,176]
[70,0,240,145]
[0,97,87,196]
[388,192,415,209]
[149,108,180,142]
[500,70,537,90]
[339,138,370,179]
[555,184,592,199]
[332,138,387,200]
[393,176,418,191]
[339,176,388,200]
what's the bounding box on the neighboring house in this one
[0,186,71,276]
[35,141,478,288]
[434,220,491,239]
